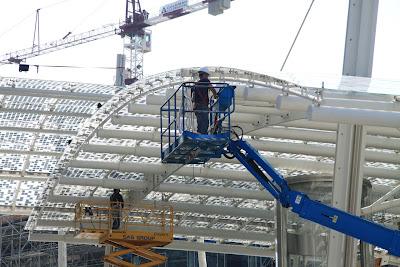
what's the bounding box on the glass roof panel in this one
[0,180,18,205]
[0,131,33,150]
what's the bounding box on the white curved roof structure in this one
[0,67,399,256]
[0,76,117,214]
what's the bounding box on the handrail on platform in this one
[160,82,235,163]
[74,201,174,239]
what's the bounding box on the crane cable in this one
[32,64,122,70]
[69,0,111,34]
[0,12,34,40]
[280,0,316,71]
[40,0,75,9]
[0,61,123,70]
[0,0,76,41]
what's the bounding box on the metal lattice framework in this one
[0,67,399,256]
[0,77,117,215]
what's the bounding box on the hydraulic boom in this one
[228,139,400,257]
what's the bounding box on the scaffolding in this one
[0,216,108,267]
[75,201,174,267]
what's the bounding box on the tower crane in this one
[0,0,234,85]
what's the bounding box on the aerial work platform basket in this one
[160,82,235,164]
[74,201,173,267]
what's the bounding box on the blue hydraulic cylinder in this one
[227,139,400,256]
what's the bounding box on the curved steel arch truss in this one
[28,67,321,250]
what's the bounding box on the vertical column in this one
[342,0,379,77]
[198,237,208,267]
[115,54,126,87]
[0,218,2,263]
[360,180,374,267]
[188,251,196,267]
[343,125,366,267]
[327,125,366,267]
[104,245,112,267]
[328,0,378,266]
[275,201,288,267]
[58,231,67,267]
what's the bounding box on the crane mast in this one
[120,0,151,85]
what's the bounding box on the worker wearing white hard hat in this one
[198,66,210,75]
[191,67,217,134]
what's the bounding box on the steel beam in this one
[113,113,266,126]
[130,102,283,116]
[277,95,400,112]
[53,183,272,201]
[97,120,400,150]
[81,140,400,165]
[283,120,400,138]
[308,106,400,128]
[0,206,33,215]
[0,86,112,101]
[0,108,92,118]
[0,126,77,135]
[362,199,400,215]
[0,174,48,182]
[67,159,332,182]
[79,144,334,172]
[67,158,400,181]
[0,149,61,157]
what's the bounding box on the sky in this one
[0,0,399,85]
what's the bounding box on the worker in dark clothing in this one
[110,189,124,230]
[191,67,217,134]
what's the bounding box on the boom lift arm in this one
[161,82,400,257]
[227,139,400,257]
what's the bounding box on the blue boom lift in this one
[160,82,400,256]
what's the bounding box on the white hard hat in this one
[198,67,210,75]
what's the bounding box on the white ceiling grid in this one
[0,68,399,253]
[0,76,117,214]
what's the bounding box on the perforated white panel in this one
[0,68,399,247]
